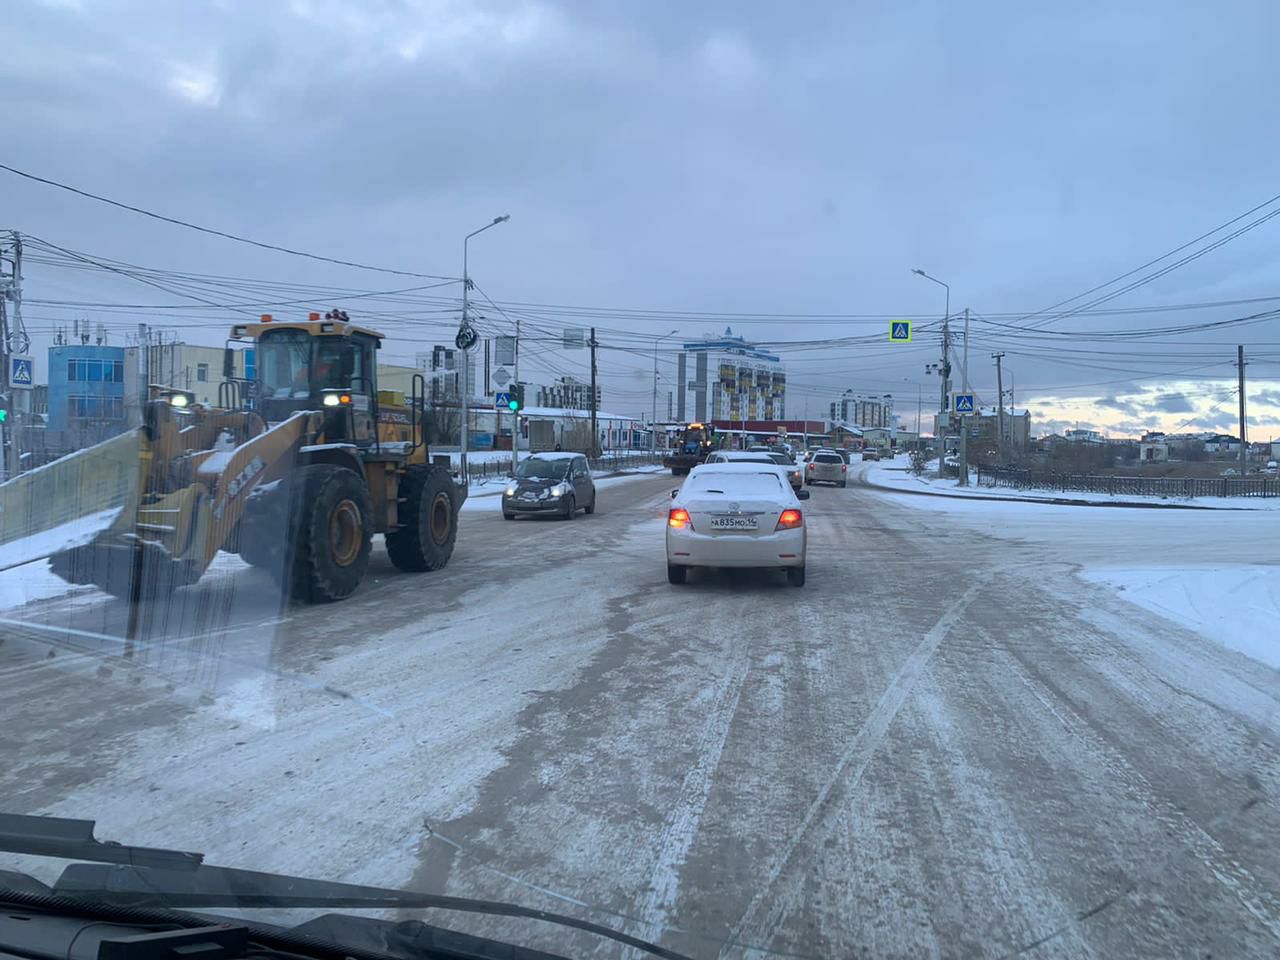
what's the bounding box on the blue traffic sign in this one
[494,391,512,408]
[10,356,33,389]
[889,321,912,343]
[953,393,975,414]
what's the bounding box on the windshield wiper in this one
[0,814,201,870]
[1,815,691,960]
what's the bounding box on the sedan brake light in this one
[841,463,847,472]
[668,507,693,530]
[775,508,803,530]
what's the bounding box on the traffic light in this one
[507,383,524,412]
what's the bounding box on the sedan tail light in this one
[668,507,693,530]
[807,462,815,470]
[775,508,803,530]
[842,463,847,472]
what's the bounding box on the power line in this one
[0,161,456,280]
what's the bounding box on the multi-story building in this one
[415,346,477,402]
[829,391,893,429]
[46,344,132,450]
[536,376,600,412]
[675,327,785,423]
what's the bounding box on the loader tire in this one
[386,465,457,572]
[284,464,372,603]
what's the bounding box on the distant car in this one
[706,450,802,490]
[806,450,848,487]
[502,453,596,520]
[667,462,809,587]
[861,448,880,462]
[1269,460,1279,474]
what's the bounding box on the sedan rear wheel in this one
[667,563,687,584]
[786,565,806,587]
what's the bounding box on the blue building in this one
[46,344,129,447]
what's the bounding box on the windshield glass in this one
[258,329,313,399]
[516,458,570,479]
[5,8,1279,960]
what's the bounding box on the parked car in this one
[706,450,803,491]
[666,462,809,586]
[502,453,596,520]
[806,450,848,487]
[861,448,880,462]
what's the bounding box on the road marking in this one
[631,654,750,946]
[720,583,983,957]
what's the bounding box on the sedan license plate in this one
[710,516,757,530]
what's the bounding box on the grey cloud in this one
[1151,393,1196,413]
[1252,389,1280,408]
[1096,396,1139,416]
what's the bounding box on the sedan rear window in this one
[814,454,842,463]
[688,472,786,496]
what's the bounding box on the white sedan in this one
[666,462,810,587]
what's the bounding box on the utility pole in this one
[510,313,522,476]
[459,214,510,480]
[589,327,599,457]
[0,232,28,479]
[1238,344,1248,477]
[650,330,678,453]
[993,351,1006,461]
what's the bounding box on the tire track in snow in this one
[719,581,983,958]
[628,653,751,950]
[996,636,1280,953]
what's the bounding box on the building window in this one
[67,395,125,421]
[67,359,124,383]
[197,363,209,383]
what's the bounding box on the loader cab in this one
[240,315,382,444]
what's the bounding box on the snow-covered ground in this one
[864,461,1280,509]
[862,466,1280,669]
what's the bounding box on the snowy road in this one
[3,471,1279,958]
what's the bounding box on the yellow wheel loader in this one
[0,311,466,603]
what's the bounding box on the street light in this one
[651,329,679,452]
[458,214,510,480]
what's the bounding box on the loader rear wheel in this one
[386,466,457,572]
[285,464,372,603]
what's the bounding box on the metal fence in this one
[462,450,664,483]
[975,466,1280,499]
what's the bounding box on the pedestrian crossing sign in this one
[953,392,975,414]
[889,321,912,343]
[10,356,33,389]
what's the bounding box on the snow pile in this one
[1081,567,1280,668]
[871,484,1280,669]
[0,507,123,572]
[0,560,84,611]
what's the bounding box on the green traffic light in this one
[0,410,7,423]
[507,400,519,411]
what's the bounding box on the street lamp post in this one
[459,215,509,480]
[651,329,679,453]
[911,268,950,415]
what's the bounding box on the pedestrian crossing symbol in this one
[953,392,975,414]
[889,321,912,343]
[10,356,33,389]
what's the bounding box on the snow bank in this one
[1081,567,1280,668]
[870,478,1280,669]
[0,560,83,611]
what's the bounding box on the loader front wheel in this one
[386,466,457,572]
[286,464,372,603]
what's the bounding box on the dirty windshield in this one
[3,4,1280,960]
[516,458,571,480]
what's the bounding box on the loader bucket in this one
[0,430,141,573]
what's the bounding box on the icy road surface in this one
[2,471,1279,958]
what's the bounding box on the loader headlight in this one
[322,393,341,407]
[169,394,189,408]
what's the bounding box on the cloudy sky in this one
[4,0,1280,436]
